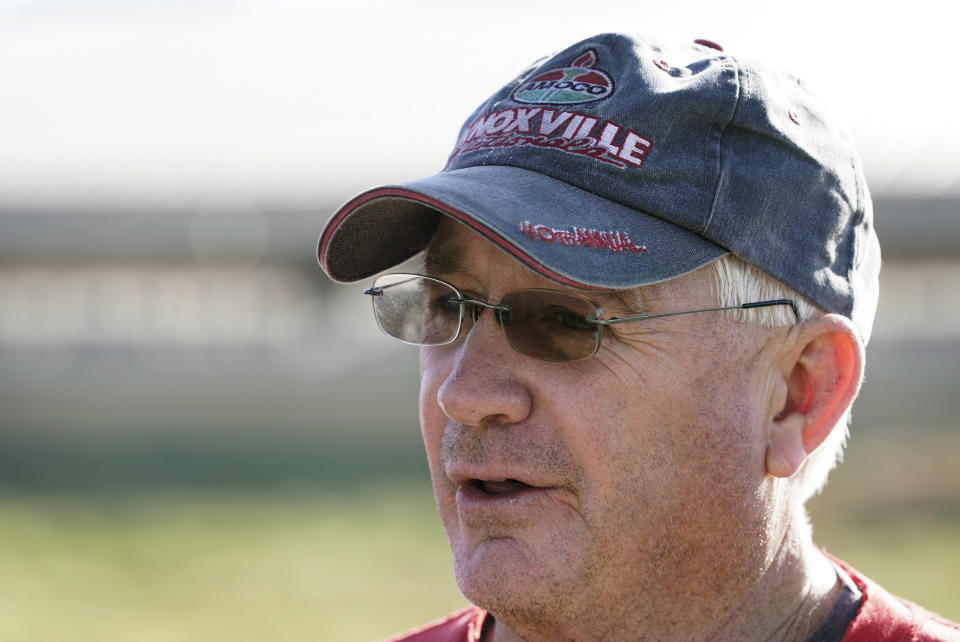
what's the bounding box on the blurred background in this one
[0,1,957,640]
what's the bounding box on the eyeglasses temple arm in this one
[742,299,801,322]
[591,299,800,326]
[363,275,428,296]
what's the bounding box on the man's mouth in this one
[468,478,534,496]
[447,467,568,512]
[451,470,577,518]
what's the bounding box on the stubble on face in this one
[430,363,774,640]
[435,417,590,615]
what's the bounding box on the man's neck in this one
[714,538,841,642]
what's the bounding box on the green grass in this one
[0,484,466,642]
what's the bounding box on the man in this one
[318,33,959,641]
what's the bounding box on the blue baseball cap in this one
[318,32,880,341]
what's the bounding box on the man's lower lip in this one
[455,482,557,514]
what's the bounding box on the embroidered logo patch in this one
[448,49,651,169]
[512,50,614,105]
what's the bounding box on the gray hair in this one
[706,254,851,503]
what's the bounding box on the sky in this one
[0,0,956,207]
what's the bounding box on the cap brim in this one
[319,165,727,290]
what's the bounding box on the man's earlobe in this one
[765,315,865,479]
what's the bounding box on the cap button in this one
[694,38,723,51]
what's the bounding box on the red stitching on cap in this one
[519,220,647,254]
[450,107,653,169]
[693,38,723,51]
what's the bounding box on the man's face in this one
[418,220,784,634]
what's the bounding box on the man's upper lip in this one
[446,464,555,488]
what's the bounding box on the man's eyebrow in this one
[423,246,463,276]
[424,245,647,313]
[593,287,650,316]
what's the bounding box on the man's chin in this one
[451,535,577,623]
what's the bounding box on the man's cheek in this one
[419,390,443,444]
[418,357,441,425]
[418,367,450,488]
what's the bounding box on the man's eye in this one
[540,307,592,330]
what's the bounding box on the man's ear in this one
[765,315,865,479]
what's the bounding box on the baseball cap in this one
[318,32,881,342]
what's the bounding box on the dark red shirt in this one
[832,557,960,641]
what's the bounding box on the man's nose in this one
[435,309,532,427]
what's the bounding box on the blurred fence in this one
[0,195,958,492]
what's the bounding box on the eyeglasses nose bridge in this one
[459,298,510,325]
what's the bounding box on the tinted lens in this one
[370,274,462,346]
[499,289,600,362]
